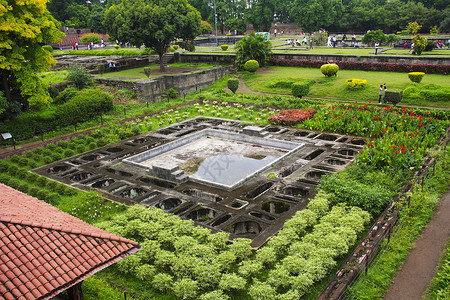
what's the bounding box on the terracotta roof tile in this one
[0,183,141,300]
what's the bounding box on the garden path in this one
[383,190,450,299]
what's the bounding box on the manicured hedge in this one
[269,58,449,75]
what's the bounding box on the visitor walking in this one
[75,42,78,50]
[327,36,332,47]
[375,42,379,55]
[310,38,313,49]
[332,36,337,47]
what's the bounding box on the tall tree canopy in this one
[104,0,202,70]
[0,0,64,107]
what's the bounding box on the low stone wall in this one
[96,66,231,102]
[180,53,449,65]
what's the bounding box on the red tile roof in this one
[0,184,141,300]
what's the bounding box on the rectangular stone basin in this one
[124,129,304,190]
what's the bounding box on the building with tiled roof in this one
[0,183,141,300]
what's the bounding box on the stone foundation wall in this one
[180,53,449,65]
[96,66,231,102]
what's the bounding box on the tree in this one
[104,0,201,71]
[247,0,276,32]
[412,34,427,55]
[290,0,343,33]
[406,21,422,34]
[361,29,385,46]
[66,65,93,90]
[235,33,272,69]
[0,0,64,107]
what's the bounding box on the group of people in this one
[285,37,314,48]
[379,84,388,104]
[108,62,118,71]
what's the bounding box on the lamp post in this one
[214,0,218,46]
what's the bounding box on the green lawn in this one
[97,62,218,80]
[242,66,450,107]
[38,70,69,84]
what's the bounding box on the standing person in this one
[375,42,379,55]
[378,85,383,104]
[383,84,387,103]
[332,36,337,47]
[327,36,332,47]
[72,42,75,50]
[91,41,94,50]
[310,37,313,49]
[75,42,78,50]
[352,34,356,46]
[342,34,346,43]
[274,28,277,37]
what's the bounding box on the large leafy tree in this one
[104,0,201,71]
[0,0,64,107]
[247,0,276,32]
[290,0,343,33]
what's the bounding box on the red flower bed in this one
[268,108,317,126]
[269,58,449,75]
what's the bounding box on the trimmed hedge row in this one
[0,89,113,141]
[269,58,449,75]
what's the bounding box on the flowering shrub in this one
[345,79,367,90]
[268,109,317,126]
[269,58,449,75]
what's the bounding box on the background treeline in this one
[48,0,449,35]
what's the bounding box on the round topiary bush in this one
[46,143,57,150]
[51,153,62,162]
[46,193,61,205]
[292,82,310,98]
[16,168,28,178]
[0,161,10,173]
[244,60,259,72]
[18,183,29,194]
[345,79,368,90]
[320,64,339,77]
[8,179,20,189]
[25,151,34,158]
[29,187,39,197]
[18,157,29,167]
[33,147,44,155]
[88,142,97,150]
[173,45,179,50]
[26,172,39,182]
[8,165,18,176]
[42,45,53,52]
[36,176,48,187]
[10,155,20,163]
[408,72,425,83]
[36,190,49,201]
[57,140,69,148]
[46,180,58,191]
[76,145,86,154]
[227,78,240,94]
[221,45,229,51]
[64,149,76,158]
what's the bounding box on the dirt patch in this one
[179,157,206,175]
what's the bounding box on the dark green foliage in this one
[46,143,57,150]
[144,67,151,78]
[8,165,18,176]
[292,82,310,98]
[227,78,239,94]
[8,179,20,189]
[63,149,76,157]
[362,30,385,45]
[29,187,39,197]
[46,180,58,191]
[66,65,93,90]
[10,155,20,163]
[55,184,67,195]
[28,161,37,169]
[26,172,39,182]
[18,157,29,167]
[36,190,49,201]
[46,193,61,205]
[43,156,53,164]
[54,146,64,153]
[48,86,59,99]
[51,153,62,162]
[424,41,436,52]
[42,149,52,156]
[58,140,69,148]
[320,174,393,215]
[32,154,42,162]
[384,90,403,105]
[0,174,10,185]
[64,187,78,196]
[174,52,180,62]
[88,142,97,150]
[98,63,106,75]
[55,87,78,105]
[76,145,86,153]
[97,139,107,147]
[16,168,28,178]
[25,151,34,158]
[36,176,48,187]
[235,33,272,69]
[56,89,114,125]
[0,161,10,172]
[163,88,179,99]
[85,136,95,144]
[18,183,29,194]
[33,147,44,155]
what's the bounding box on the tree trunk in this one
[159,53,165,71]
[1,69,11,103]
